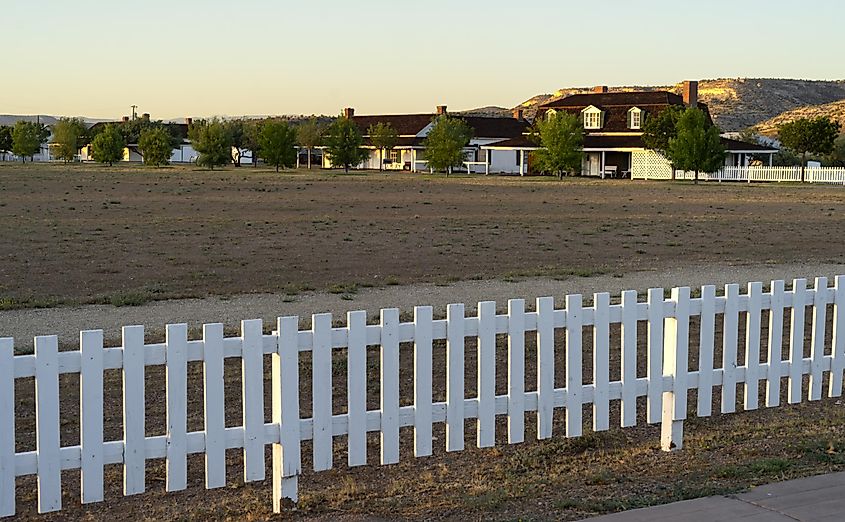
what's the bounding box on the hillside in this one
[754,99,845,136]
[516,79,845,131]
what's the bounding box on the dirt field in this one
[1,163,845,308]
[4,163,845,521]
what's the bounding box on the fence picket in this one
[273,316,301,508]
[165,324,188,492]
[477,301,496,448]
[647,288,664,424]
[507,299,525,444]
[592,293,610,432]
[809,277,828,401]
[536,297,555,439]
[242,319,265,481]
[202,323,226,489]
[380,309,400,464]
[80,330,104,504]
[830,276,845,397]
[413,306,433,457]
[446,304,465,452]
[312,313,333,471]
[662,287,689,451]
[767,281,785,407]
[744,282,763,411]
[346,311,368,466]
[697,285,716,417]
[620,290,638,428]
[789,279,807,404]
[122,325,146,495]
[566,294,583,438]
[0,338,15,517]
[722,284,740,414]
[34,335,61,513]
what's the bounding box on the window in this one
[582,106,603,129]
[389,150,400,163]
[515,151,521,165]
[628,107,643,129]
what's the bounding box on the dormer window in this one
[582,105,603,129]
[628,107,644,129]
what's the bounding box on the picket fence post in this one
[661,287,689,451]
[0,338,14,518]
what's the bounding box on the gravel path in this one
[2,262,844,349]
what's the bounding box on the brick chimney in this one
[342,107,354,119]
[593,86,608,93]
[186,117,193,126]
[436,105,447,115]
[683,80,698,108]
[512,108,524,121]
[121,116,130,123]
[141,113,150,121]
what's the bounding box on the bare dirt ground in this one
[4,163,845,521]
[1,163,844,308]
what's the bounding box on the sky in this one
[3,0,843,119]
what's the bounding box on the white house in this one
[483,81,778,177]
[322,106,532,174]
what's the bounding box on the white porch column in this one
[519,149,525,176]
[485,151,490,175]
[411,149,417,173]
[296,149,300,169]
[768,153,773,167]
[600,151,606,179]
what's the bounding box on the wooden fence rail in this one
[1,275,844,516]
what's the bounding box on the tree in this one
[531,111,584,179]
[0,126,12,161]
[324,116,368,173]
[51,117,87,163]
[778,117,841,182]
[189,118,232,170]
[224,119,246,166]
[241,119,262,168]
[827,135,845,167]
[259,120,297,172]
[11,121,45,162]
[422,115,473,175]
[666,107,725,184]
[642,105,684,178]
[368,122,398,171]
[90,124,125,166]
[138,127,173,166]
[296,117,322,169]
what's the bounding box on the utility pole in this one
[130,105,138,120]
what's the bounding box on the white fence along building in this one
[631,163,845,184]
[1,275,844,516]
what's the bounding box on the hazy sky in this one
[3,0,842,119]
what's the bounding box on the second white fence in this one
[1,275,844,517]
[633,165,845,184]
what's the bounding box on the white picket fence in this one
[1,275,844,517]
[633,165,845,184]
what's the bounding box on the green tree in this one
[259,120,297,172]
[324,116,368,173]
[189,118,232,170]
[296,116,323,169]
[368,122,398,171]
[642,105,684,178]
[51,117,87,163]
[778,116,842,182]
[11,121,44,162]
[531,111,584,179]
[0,126,12,161]
[422,115,473,176]
[224,119,246,166]
[666,107,726,184]
[90,124,125,166]
[827,135,845,167]
[241,119,262,168]
[138,127,173,166]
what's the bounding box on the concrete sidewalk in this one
[582,472,845,521]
